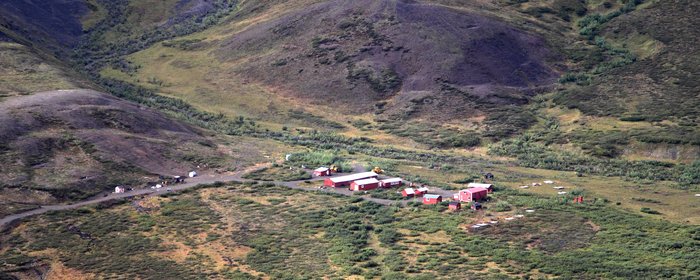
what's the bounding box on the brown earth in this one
[0,0,90,59]
[0,89,236,208]
[217,0,562,121]
[556,0,700,120]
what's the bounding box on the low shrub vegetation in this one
[243,167,311,181]
[3,183,699,279]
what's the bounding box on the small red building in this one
[415,187,429,197]
[454,187,488,202]
[402,188,416,197]
[313,167,331,176]
[350,178,380,191]
[467,183,494,193]
[448,201,461,211]
[379,178,403,188]
[422,194,442,205]
[324,172,378,187]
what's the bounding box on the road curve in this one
[1,169,455,230]
[0,172,247,229]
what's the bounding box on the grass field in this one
[388,156,700,224]
[92,0,699,168]
[501,167,700,224]
[80,0,107,30]
[2,0,700,278]
[2,180,698,279]
[0,42,86,98]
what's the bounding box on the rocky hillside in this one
[218,0,562,121]
[0,89,240,215]
[0,0,89,56]
[0,0,697,160]
[555,0,700,121]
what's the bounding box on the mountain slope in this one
[216,0,562,120]
[0,0,90,56]
[0,0,697,161]
[555,0,699,121]
[0,41,92,97]
[0,89,246,216]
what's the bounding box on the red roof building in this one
[448,202,461,211]
[422,194,442,205]
[324,172,378,187]
[415,187,429,196]
[467,183,494,193]
[454,187,488,202]
[313,167,331,177]
[350,178,380,191]
[379,178,403,188]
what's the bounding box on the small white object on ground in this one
[515,214,525,218]
[505,217,515,221]
[544,180,554,184]
[695,194,700,197]
[525,210,535,213]
[519,185,529,189]
[553,186,565,189]
[558,191,567,195]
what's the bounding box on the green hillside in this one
[0,0,699,279]
[0,0,696,214]
[52,0,696,163]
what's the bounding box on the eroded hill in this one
[555,0,700,121]
[217,0,562,121]
[0,89,256,216]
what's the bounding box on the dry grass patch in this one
[45,260,95,280]
[0,42,85,97]
[502,166,700,224]
[158,240,192,263]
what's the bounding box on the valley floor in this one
[2,149,699,279]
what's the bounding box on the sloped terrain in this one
[0,0,89,55]
[1,1,700,279]
[218,0,562,120]
[0,42,91,98]
[0,89,240,215]
[555,0,700,121]
[2,182,699,279]
[0,0,696,159]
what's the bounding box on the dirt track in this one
[0,167,456,230]
[0,171,244,229]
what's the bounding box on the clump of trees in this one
[242,167,311,181]
[379,121,482,149]
[286,150,353,171]
[578,0,645,38]
[488,134,689,185]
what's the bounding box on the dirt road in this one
[0,168,454,229]
[0,172,246,229]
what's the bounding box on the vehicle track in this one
[1,166,453,229]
